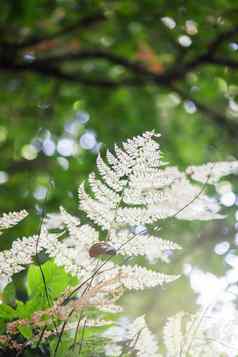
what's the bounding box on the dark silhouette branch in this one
[34,49,153,77]
[172,86,238,139]
[1,25,237,87]
[19,25,238,87]
[0,25,238,140]
[165,25,238,81]
[1,53,238,138]
[9,13,107,50]
[0,61,146,87]
[207,57,238,68]
[205,26,238,55]
[6,156,51,174]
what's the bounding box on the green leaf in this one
[16,299,36,319]
[0,320,6,334]
[2,282,16,306]
[0,304,17,320]
[27,260,78,300]
[18,325,32,339]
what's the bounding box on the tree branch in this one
[0,61,146,88]
[6,156,51,174]
[207,57,238,68]
[12,13,106,49]
[34,49,150,76]
[0,26,238,140]
[205,26,238,55]
[165,26,238,81]
[171,86,238,139]
[26,26,238,85]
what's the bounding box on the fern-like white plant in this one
[163,306,238,357]
[104,315,162,357]
[1,132,238,298]
[0,131,238,353]
[104,305,238,357]
[0,210,28,235]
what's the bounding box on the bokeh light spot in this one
[21,144,38,160]
[79,131,97,150]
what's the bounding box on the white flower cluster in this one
[0,228,59,287]
[127,316,161,357]
[0,210,28,235]
[46,208,180,293]
[42,215,178,301]
[79,132,236,231]
[104,315,161,357]
[105,305,238,357]
[163,306,238,357]
[78,131,164,230]
[1,132,237,298]
[163,311,187,356]
[119,265,179,290]
[158,174,223,221]
[43,207,100,279]
[79,183,116,230]
[187,161,238,184]
[1,131,238,352]
[110,228,181,263]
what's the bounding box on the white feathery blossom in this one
[0,210,28,234]
[49,208,99,278]
[0,208,101,289]
[107,145,132,177]
[52,231,99,278]
[0,228,60,287]
[78,131,163,228]
[104,315,161,357]
[126,316,161,357]
[119,265,179,290]
[79,183,116,230]
[1,132,237,295]
[59,206,81,236]
[116,205,177,225]
[79,132,164,227]
[186,161,238,184]
[79,132,230,233]
[1,131,238,339]
[104,343,122,357]
[105,306,238,357]
[79,170,120,231]
[163,312,185,356]
[110,228,181,263]
[44,212,65,230]
[1,131,238,355]
[163,306,238,357]
[151,175,223,221]
[96,153,126,192]
[122,166,181,206]
[88,172,121,205]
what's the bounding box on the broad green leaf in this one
[18,325,32,339]
[2,282,16,306]
[27,260,78,300]
[0,304,17,320]
[16,298,45,319]
[0,320,6,334]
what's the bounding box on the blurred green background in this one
[0,0,238,339]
